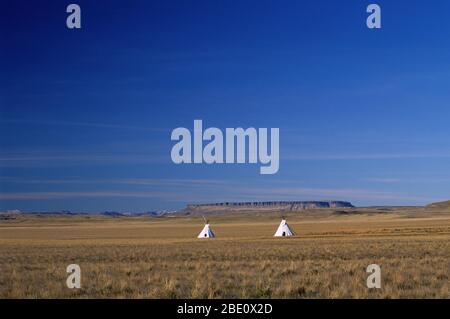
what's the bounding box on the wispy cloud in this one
[10,178,230,187]
[0,178,440,205]
[0,191,178,200]
[3,150,450,168]
[365,177,450,184]
[364,178,403,183]
[0,152,167,167]
[0,118,168,132]
[284,153,450,161]
[246,187,436,203]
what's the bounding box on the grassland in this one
[0,207,449,298]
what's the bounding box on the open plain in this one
[0,207,449,298]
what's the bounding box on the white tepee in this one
[197,216,215,238]
[274,219,295,237]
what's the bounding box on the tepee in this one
[197,216,215,238]
[274,219,295,237]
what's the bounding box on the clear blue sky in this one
[1,0,450,212]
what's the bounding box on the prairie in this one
[0,208,449,298]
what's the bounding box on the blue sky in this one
[1,0,450,212]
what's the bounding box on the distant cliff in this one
[185,201,354,213]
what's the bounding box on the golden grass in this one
[0,210,449,298]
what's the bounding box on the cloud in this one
[0,178,440,205]
[284,153,450,161]
[247,187,435,202]
[6,178,230,187]
[0,152,167,167]
[364,178,403,183]
[365,177,450,183]
[0,191,181,200]
[0,118,168,132]
[4,149,450,168]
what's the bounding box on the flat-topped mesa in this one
[187,201,354,211]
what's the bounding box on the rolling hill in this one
[426,200,450,210]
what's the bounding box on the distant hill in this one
[426,200,450,210]
[101,211,125,218]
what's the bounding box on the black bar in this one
[0,299,447,318]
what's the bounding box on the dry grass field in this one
[0,208,449,298]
